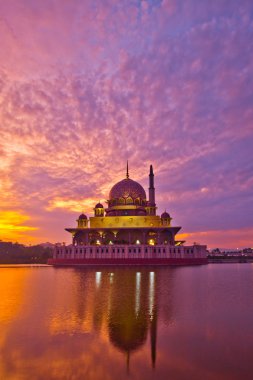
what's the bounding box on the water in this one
[1,264,253,380]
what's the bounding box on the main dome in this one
[109,178,146,200]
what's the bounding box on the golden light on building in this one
[65,165,176,246]
[49,163,207,266]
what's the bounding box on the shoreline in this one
[0,260,253,266]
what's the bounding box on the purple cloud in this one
[0,0,252,247]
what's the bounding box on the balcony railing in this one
[53,244,207,260]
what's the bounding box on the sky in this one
[0,0,253,249]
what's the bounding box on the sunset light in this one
[0,0,252,250]
[1,2,253,380]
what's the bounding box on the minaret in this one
[126,160,129,179]
[149,165,156,215]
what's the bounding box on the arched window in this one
[126,197,133,204]
[119,197,125,204]
[135,198,140,205]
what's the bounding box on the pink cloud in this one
[0,0,252,246]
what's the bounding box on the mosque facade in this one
[48,164,207,265]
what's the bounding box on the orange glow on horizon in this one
[178,228,253,249]
[0,211,37,243]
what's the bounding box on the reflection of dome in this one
[109,178,146,201]
[109,313,147,353]
[95,202,103,208]
[108,271,148,354]
[78,213,87,219]
[161,211,170,218]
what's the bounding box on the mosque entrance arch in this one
[147,230,157,245]
[159,230,173,245]
[104,231,115,245]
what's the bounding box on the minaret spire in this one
[149,164,156,215]
[126,350,130,374]
[126,160,129,179]
[149,165,154,188]
[150,307,157,369]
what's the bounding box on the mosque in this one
[49,164,207,265]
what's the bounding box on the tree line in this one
[0,241,53,264]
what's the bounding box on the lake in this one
[0,264,253,379]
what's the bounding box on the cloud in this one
[178,227,253,249]
[47,198,98,213]
[0,211,37,243]
[0,0,252,246]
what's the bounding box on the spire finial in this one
[126,160,129,179]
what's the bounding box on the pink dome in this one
[109,178,146,200]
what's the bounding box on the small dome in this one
[78,213,87,220]
[109,178,146,201]
[95,202,104,208]
[161,211,170,219]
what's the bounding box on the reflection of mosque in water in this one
[108,270,157,369]
[73,268,174,370]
